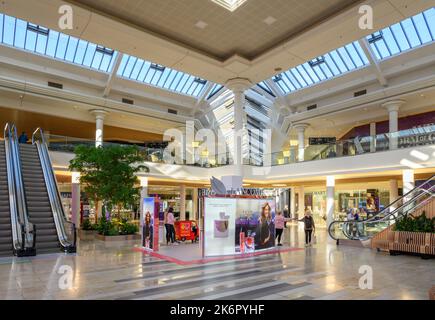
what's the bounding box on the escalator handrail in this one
[329,183,434,240]
[3,123,35,253]
[371,174,435,219]
[32,128,76,251]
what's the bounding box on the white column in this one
[226,78,252,177]
[389,179,399,211]
[294,124,309,162]
[90,109,109,147]
[370,122,376,153]
[290,187,296,219]
[297,186,305,219]
[192,187,198,221]
[326,176,335,232]
[382,100,404,150]
[402,170,414,201]
[180,184,186,221]
[71,172,81,228]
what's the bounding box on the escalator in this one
[329,175,435,243]
[1,124,36,257]
[0,142,13,257]
[18,128,76,254]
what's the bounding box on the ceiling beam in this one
[358,38,388,87]
[103,53,124,98]
[265,79,284,98]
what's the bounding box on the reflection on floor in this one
[0,226,433,300]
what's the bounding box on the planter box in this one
[389,231,435,257]
[78,229,98,240]
[95,233,141,242]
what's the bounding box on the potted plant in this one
[95,216,140,241]
[389,211,435,259]
[69,144,148,223]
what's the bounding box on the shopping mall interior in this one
[0,0,434,302]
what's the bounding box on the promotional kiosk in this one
[202,196,277,257]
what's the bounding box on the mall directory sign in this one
[141,197,159,251]
[203,197,276,257]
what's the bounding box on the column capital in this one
[225,78,252,93]
[293,123,309,132]
[90,109,109,120]
[382,100,405,112]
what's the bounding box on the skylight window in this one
[0,13,117,73]
[211,0,248,12]
[272,41,368,95]
[117,55,208,97]
[366,8,435,60]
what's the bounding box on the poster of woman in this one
[235,199,275,253]
[142,197,156,250]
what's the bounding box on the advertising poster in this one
[203,197,276,257]
[142,197,155,251]
[203,198,237,256]
[235,199,276,253]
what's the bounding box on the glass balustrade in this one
[43,124,435,167]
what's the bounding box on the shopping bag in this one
[312,233,317,244]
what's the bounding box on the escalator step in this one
[30,217,55,224]
[37,229,57,236]
[33,223,56,230]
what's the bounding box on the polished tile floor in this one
[0,226,433,300]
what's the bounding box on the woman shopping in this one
[274,211,290,246]
[296,209,316,247]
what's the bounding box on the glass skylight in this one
[272,41,369,95]
[211,0,248,12]
[0,13,117,72]
[117,54,208,97]
[366,8,435,60]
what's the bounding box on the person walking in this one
[18,131,28,144]
[274,211,289,246]
[163,209,171,245]
[297,209,316,247]
[167,207,177,245]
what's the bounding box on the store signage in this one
[199,188,265,197]
[309,137,336,145]
[399,125,435,147]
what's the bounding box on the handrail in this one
[32,128,76,253]
[3,123,35,256]
[329,181,435,241]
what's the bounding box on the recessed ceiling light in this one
[263,16,277,26]
[211,0,247,12]
[195,20,208,29]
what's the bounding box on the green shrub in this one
[82,218,94,231]
[120,222,138,235]
[97,216,119,236]
[394,211,435,233]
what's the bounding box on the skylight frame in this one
[0,13,118,73]
[272,40,369,95]
[211,0,248,12]
[366,8,435,60]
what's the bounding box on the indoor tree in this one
[69,144,148,223]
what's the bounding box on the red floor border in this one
[133,246,304,265]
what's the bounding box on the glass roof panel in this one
[0,13,117,73]
[366,8,434,60]
[117,54,207,97]
[271,40,368,95]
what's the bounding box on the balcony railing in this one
[43,124,435,168]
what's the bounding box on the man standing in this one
[18,131,28,144]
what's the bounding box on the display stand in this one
[141,197,160,252]
[202,195,277,258]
